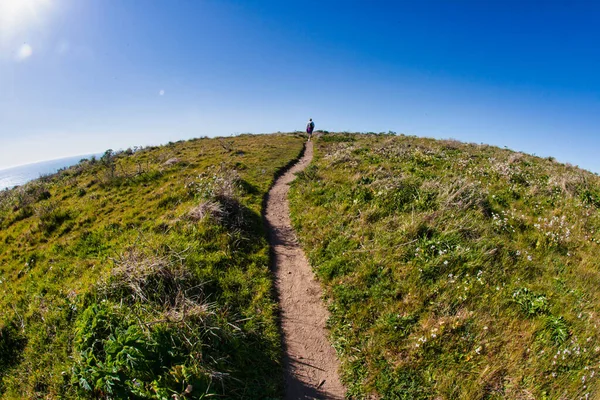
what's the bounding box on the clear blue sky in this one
[1,0,599,171]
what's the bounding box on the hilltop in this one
[3,131,600,399]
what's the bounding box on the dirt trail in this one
[265,141,345,399]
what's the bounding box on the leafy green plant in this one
[295,164,319,182]
[544,315,570,345]
[71,303,216,399]
[512,287,549,317]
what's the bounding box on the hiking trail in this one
[265,141,346,399]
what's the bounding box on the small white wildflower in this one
[475,346,482,355]
[443,260,448,265]
[527,255,532,261]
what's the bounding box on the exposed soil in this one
[265,141,346,399]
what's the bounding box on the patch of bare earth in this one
[265,140,346,399]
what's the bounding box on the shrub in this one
[186,166,247,228]
[36,202,71,234]
[188,201,224,222]
[320,133,356,143]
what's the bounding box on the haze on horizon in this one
[1,0,599,172]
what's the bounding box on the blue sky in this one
[1,0,599,171]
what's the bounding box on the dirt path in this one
[265,141,346,399]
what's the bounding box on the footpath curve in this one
[265,141,345,399]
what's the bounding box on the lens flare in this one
[0,0,50,43]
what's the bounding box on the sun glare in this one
[0,0,50,41]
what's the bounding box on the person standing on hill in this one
[306,118,315,141]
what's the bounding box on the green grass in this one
[7,130,599,399]
[0,133,305,399]
[289,133,600,399]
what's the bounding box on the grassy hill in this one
[0,133,305,399]
[4,131,600,399]
[289,133,600,399]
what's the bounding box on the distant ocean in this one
[0,154,102,191]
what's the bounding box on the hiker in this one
[306,118,315,141]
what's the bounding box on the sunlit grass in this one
[0,133,304,399]
[290,132,600,399]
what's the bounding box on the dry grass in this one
[188,200,224,222]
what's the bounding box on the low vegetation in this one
[6,130,599,399]
[0,133,304,399]
[290,133,600,399]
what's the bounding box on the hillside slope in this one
[289,133,600,399]
[0,134,304,399]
